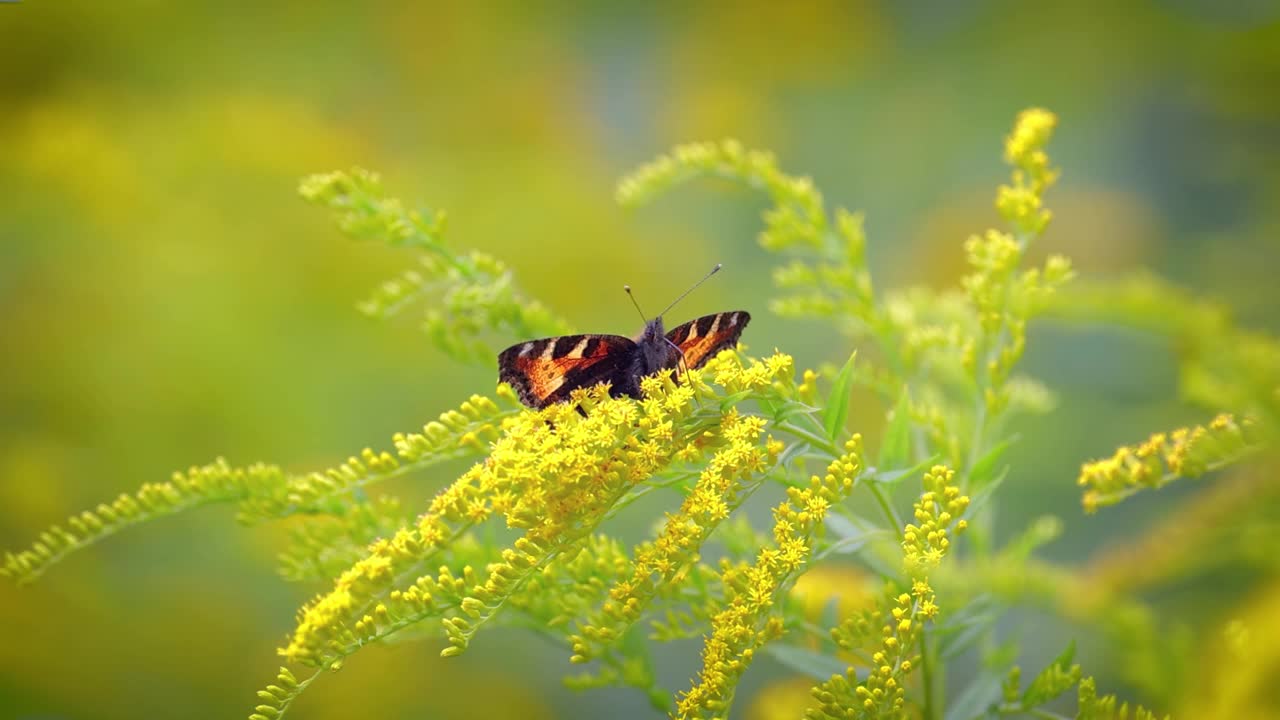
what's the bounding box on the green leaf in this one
[771,399,822,424]
[967,435,1016,490]
[822,352,857,440]
[944,639,1020,720]
[763,643,854,682]
[1022,640,1080,706]
[966,466,1009,514]
[816,597,842,653]
[822,510,866,539]
[719,389,757,410]
[877,388,913,471]
[935,596,999,660]
[867,454,938,486]
[812,523,891,562]
[944,669,1004,720]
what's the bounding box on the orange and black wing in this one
[498,334,637,409]
[666,311,750,370]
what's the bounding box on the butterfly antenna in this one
[657,263,722,318]
[623,285,648,323]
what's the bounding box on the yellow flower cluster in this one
[705,349,798,397]
[282,378,697,666]
[961,109,1071,418]
[1078,413,1259,513]
[808,466,968,720]
[998,107,1059,235]
[676,435,864,719]
[440,383,691,544]
[1,458,285,586]
[279,520,473,666]
[284,351,794,668]
[903,466,970,574]
[571,409,780,664]
[811,590,923,719]
[960,243,1073,416]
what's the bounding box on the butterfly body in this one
[498,310,750,409]
[632,316,679,383]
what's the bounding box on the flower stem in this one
[919,628,936,720]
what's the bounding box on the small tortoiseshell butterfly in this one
[498,264,750,409]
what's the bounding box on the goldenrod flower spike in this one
[1078,413,1260,512]
[960,108,1071,430]
[676,436,864,720]
[570,409,778,666]
[808,466,969,720]
[283,352,797,670]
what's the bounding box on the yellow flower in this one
[572,354,799,667]
[809,466,967,720]
[903,466,970,574]
[677,436,864,719]
[1078,413,1259,512]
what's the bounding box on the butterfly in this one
[497,265,750,409]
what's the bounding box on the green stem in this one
[867,483,903,538]
[274,668,323,720]
[996,704,1073,720]
[919,628,936,720]
[775,420,843,458]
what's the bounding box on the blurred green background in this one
[2,2,1277,718]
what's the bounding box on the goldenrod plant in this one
[4,109,1276,719]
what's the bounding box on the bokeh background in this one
[2,2,1278,718]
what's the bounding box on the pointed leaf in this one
[935,596,1000,659]
[868,454,938,486]
[968,435,1016,490]
[944,669,1003,720]
[967,466,1009,514]
[877,388,913,471]
[763,644,854,682]
[822,352,857,440]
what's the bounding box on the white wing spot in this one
[710,314,722,335]
[541,342,556,360]
[569,337,590,358]
[519,342,535,357]
[726,313,738,327]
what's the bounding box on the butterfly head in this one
[624,286,669,347]
[634,315,680,374]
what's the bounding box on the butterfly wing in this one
[498,334,637,409]
[666,311,751,370]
